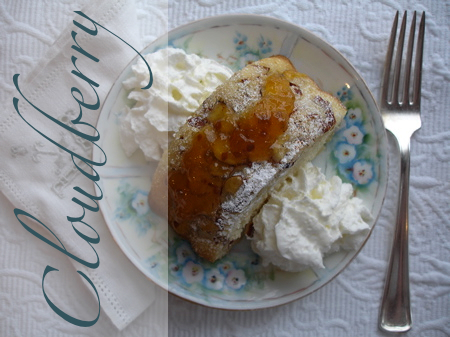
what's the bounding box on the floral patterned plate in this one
[94,15,388,310]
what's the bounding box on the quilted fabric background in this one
[0,0,448,336]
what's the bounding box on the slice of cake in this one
[149,55,346,262]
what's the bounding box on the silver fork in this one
[379,11,425,333]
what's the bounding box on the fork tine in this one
[381,11,399,105]
[402,12,416,106]
[392,11,408,106]
[413,12,425,106]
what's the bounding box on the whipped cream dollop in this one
[251,162,372,272]
[120,47,233,161]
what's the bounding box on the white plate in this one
[94,14,388,310]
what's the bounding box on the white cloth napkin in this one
[0,0,167,330]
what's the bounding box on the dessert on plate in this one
[148,55,347,262]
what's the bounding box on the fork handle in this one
[379,140,412,332]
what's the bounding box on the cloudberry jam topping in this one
[168,73,295,226]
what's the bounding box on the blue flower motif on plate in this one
[114,182,152,235]
[258,35,273,54]
[233,32,248,50]
[222,32,274,70]
[330,89,376,187]
[336,85,354,102]
[168,236,273,293]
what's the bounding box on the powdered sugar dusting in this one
[221,162,278,214]
[216,83,344,238]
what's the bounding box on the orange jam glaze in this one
[168,72,296,232]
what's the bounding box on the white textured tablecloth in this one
[1,0,449,336]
